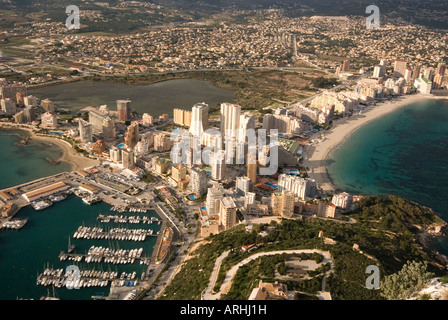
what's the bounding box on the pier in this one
[59,245,151,265]
[37,267,145,288]
[97,214,161,225]
[73,226,158,242]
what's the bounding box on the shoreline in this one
[302,94,448,194]
[32,134,99,171]
[0,124,98,171]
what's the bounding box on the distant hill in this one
[3,0,448,30]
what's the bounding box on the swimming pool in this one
[188,195,197,200]
[264,183,278,188]
[117,143,125,149]
[48,131,64,135]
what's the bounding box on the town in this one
[0,5,447,302]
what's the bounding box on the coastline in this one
[31,134,99,171]
[0,124,98,171]
[302,94,447,194]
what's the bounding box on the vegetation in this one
[310,76,338,89]
[87,69,319,111]
[159,195,447,300]
[380,260,434,300]
[141,172,155,184]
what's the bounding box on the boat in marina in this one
[67,237,76,253]
[31,200,52,211]
[49,193,67,202]
[1,218,28,230]
[82,195,101,205]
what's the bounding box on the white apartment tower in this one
[206,185,224,216]
[277,174,316,200]
[78,119,93,144]
[189,103,209,137]
[189,167,208,196]
[236,176,251,195]
[220,103,241,139]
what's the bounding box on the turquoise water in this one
[327,99,448,254]
[0,130,72,189]
[0,130,161,300]
[30,79,236,116]
[0,196,160,300]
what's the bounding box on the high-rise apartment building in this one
[277,174,316,200]
[23,106,35,123]
[404,68,413,83]
[124,121,139,149]
[219,197,237,230]
[412,65,421,81]
[122,148,135,169]
[102,117,116,141]
[117,100,131,122]
[154,132,171,152]
[236,176,251,195]
[238,112,255,143]
[331,192,353,210]
[189,167,208,196]
[78,119,93,144]
[40,112,58,128]
[341,60,350,72]
[189,103,209,137]
[142,113,154,126]
[433,63,446,89]
[24,95,38,108]
[0,84,26,104]
[271,191,295,218]
[1,98,16,115]
[211,150,226,181]
[246,152,257,183]
[89,107,110,134]
[110,146,121,162]
[244,192,256,208]
[206,185,224,216]
[220,103,241,139]
[41,98,55,113]
[173,108,192,127]
[171,164,187,182]
[393,59,407,78]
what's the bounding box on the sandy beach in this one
[302,94,445,194]
[0,123,98,171]
[31,134,99,171]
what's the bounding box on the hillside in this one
[159,195,448,300]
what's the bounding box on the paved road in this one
[202,249,334,300]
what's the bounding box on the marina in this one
[97,214,161,225]
[59,245,151,265]
[36,267,143,288]
[0,194,162,300]
[73,226,157,241]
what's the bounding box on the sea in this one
[327,98,448,256]
[0,78,235,300]
[0,130,161,300]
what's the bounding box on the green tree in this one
[380,260,434,300]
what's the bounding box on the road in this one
[202,249,334,300]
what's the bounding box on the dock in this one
[59,245,151,265]
[97,214,161,225]
[73,226,158,242]
[37,267,145,288]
